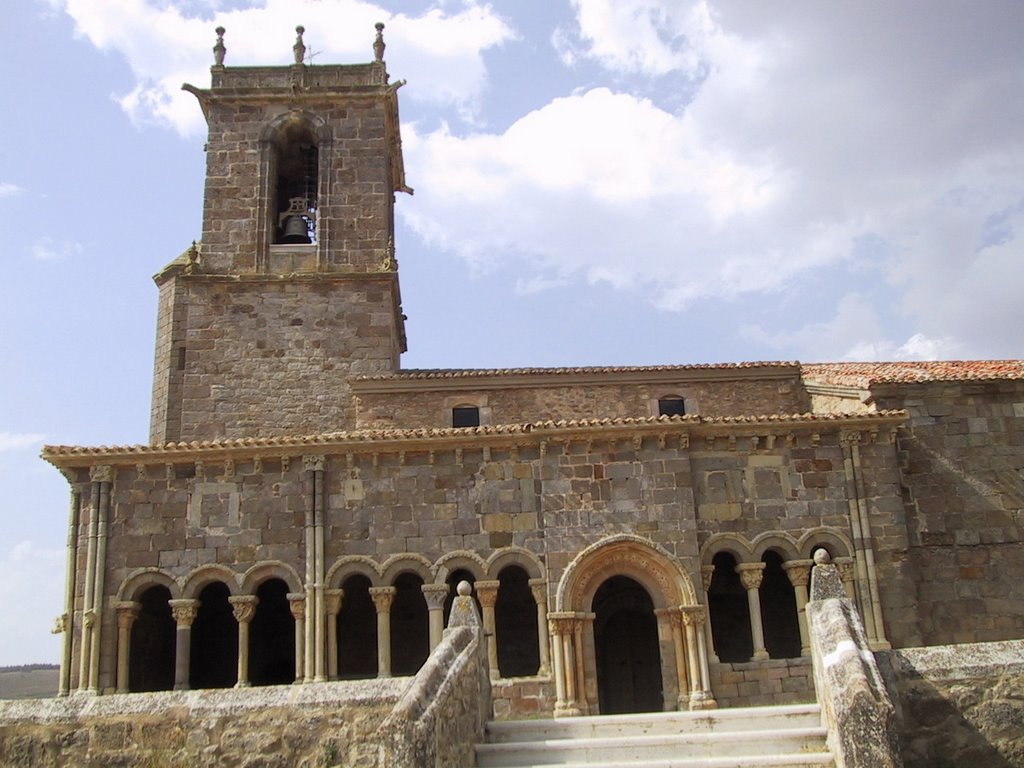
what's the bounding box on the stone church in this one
[43,24,1024,728]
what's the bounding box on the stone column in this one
[782,559,814,657]
[169,599,199,691]
[548,612,581,717]
[574,615,592,715]
[324,589,342,680]
[287,593,306,683]
[700,565,719,664]
[667,609,689,709]
[475,580,501,680]
[421,584,449,651]
[229,595,258,687]
[369,587,395,678]
[834,557,857,600]
[528,578,552,676]
[114,601,140,694]
[735,563,769,660]
[682,607,717,709]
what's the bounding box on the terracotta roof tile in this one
[354,362,799,381]
[41,410,905,461]
[802,361,1024,388]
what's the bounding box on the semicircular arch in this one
[798,527,854,559]
[327,556,382,588]
[433,550,486,585]
[486,547,545,580]
[241,560,303,594]
[182,564,240,599]
[381,553,433,584]
[752,532,800,561]
[117,568,180,602]
[699,533,755,566]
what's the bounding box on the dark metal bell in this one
[281,215,311,244]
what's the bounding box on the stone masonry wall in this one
[354,374,811,429]
[707,657,815,708]
[0,680,403,768]
[877,639,1024,768]
[875,381,1024,645]
[154,274,401,441]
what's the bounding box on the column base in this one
[676,693,691,711]
[752,650,770,661]
[689,690,718,710]
[234,681,250,688]
[554,704,582,718]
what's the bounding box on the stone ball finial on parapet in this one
[213,26,226,66]
[810,549,847,601]
[448,580,481,629]
[373,22,386,62]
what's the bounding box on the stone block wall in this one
[877,639,1024,768]
[353,370,811,429]
[707,657,815,708]
[876,381,1024,645]
[0,680,403,768]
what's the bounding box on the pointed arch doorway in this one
[593,575,663,714]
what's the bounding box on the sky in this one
[0,0,1022,665]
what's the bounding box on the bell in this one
[280,215,311,244]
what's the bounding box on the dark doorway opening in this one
[709,551,753,663]
[593,575,663,714]
[760,551,801,659]
[337,574,377,678]
[190,581,237,689]
[391,573,429,676]
[495,566,540,677]
[250,578,295,685]
[129,585,175,692]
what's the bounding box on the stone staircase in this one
[474,703,835,768]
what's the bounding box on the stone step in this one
[474,704,833,768]
[484,704,824,743]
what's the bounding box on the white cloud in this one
[31,238,84,262]
[0,182,24,197]
[0,432,47,452]
[0,542,64,666]
[56,0,513,135]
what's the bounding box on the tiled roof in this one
[802,361,1024,388]
[42,410,905,462]
[355,362,799,381]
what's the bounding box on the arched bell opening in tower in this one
[273,120,319,244]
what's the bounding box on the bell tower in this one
[150,25,411,443]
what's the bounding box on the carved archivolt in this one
[556,534,698,612]
[241,560,303,593]
[485,546,545,580]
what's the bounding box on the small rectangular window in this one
[452,405,481,428]
[658,396,685,417]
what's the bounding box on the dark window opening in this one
[708,551,753,663]
[495,566,540,677]
[658,396,685,417]
[249,578,295,686]
[760,551,802,659]
[274,121,319,244]
[337,575,377,679]
[452,405,481,428]
[391,573,429,676]
[129,585,175,693]
[190,581,237,689]
[176,346,186,371]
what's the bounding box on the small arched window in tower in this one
[273,120,319,244]
[452,405,481,428]
[658,395,685,417]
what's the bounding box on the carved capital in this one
[115,601,141,630]
[782,559,814,588]
[681,606,706,627]
[547,612,577,636]
[82,610,96,630]
[839,429,862,446]
[369,586,396,613]
[169,599,200,628]
[89,465,114,483]
[475,580,500,608]
[52,613,68,635]
[735,562,766,591]
[324,589,343,616]
[303,454,326,473]
[528,578,548,606]
[700,565,715,593]
[229,595,259,624]
[834,557,856,583]
[287,593,307,619]
[420,584,449,611]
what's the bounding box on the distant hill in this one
[0,665,59,700]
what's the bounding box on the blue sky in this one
[1,0,1022,665]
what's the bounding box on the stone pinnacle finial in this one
[457,580,471,597]
[293,25,306,64]
[213,26,226,67]
[813,549,832,566]
[373,22,386,62]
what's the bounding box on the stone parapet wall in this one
[707,657,815,708]
[0,679,404,768]
[877,639,1024,768]
[492,677,557,720]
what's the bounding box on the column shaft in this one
[369,587,395,678]
[736,563,768,661]
[476,580,501,680]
